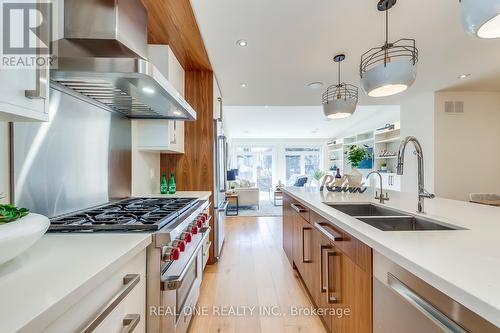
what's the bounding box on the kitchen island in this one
[282,186,500,331]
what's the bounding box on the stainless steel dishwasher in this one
[373,251,500,333]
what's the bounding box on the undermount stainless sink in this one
[325,203,406,217]
[325,203,463,231]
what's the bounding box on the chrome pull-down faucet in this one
[367,171,389,204]
[397,136,435,213]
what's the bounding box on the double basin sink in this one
[325,203,463,231]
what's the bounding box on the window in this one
[285,147,321,184]
[235,147,274,192]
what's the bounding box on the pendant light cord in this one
[384,6,389,66]
[385,7,389,46]
[338,60,341,86]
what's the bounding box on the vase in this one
[346,167,363,188]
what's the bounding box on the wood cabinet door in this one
[338,254,372,333]
[311,227,334,332]
[292,212,303,274]
[282,194,294,265]
[300,217,314,291]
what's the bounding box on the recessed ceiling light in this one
[173,110,182,116]
[240,83,247,88]
[142,87,155,94]
[458,73,471,79]
[307,82,323,89]
[236,39,248,47]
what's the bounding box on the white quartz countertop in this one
[0,232,152,332]
[136,191,212,201]
[283,187,500,328]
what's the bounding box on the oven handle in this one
[218,201,229,212]
[161,227,211,290]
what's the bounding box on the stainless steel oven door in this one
[160,232,208,333]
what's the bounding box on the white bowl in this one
[0,213,50,265]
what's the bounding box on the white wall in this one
[0,122,9,203]
[400,93,435,194]
[435,91,500,201]
[229,138,327,186]
[131,46,184,196]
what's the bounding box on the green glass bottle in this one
[160,173,168,194]
[168,173,176,194]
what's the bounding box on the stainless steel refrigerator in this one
[213,99,228,260]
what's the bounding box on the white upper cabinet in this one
[134,45,185,153]
[0,0,51,121]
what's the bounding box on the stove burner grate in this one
[48,197,198,232]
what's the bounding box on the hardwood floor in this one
[189,216,326,333]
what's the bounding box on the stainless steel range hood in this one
[50,0,196,120]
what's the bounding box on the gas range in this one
[49,196,212,333]
[49,197,198,232]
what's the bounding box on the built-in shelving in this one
[375,156,397,159]
[325,122,402,191]
[375,137,400,144]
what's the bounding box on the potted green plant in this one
[344,145,372,187]
[380,162,387,171]
[310,169,325,187]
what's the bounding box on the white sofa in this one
[230,179,260,208]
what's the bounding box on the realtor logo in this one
[1,0,55,68]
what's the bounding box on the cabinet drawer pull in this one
[302,227,312,263]
[315,222,343,242]
[291,203,307,213]
[25,5,47,102]
[320,245,331,293]
[326,250,339,304]
[80,274,140,333]
[121,314,140,333]
[25,65,48,100]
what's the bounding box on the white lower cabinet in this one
[42,249,146,333]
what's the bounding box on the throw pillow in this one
[294,177,308,187]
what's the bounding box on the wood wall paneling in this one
[142,0,212,71]
[160,71,215,261]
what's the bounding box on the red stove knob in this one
[180,232,192,243]
[196,218,204,228]
[162,246,180,261]
[190,225,199,235]
[172,239,186,252]
[199,215,206,223]
[202,213,209,220]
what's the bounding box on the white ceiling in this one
[224,105,400,139]
[191,0,500,106]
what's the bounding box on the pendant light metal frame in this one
[322,54,359,119]
[360,0,418,97]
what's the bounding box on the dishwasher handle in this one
[387,273,469,333]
